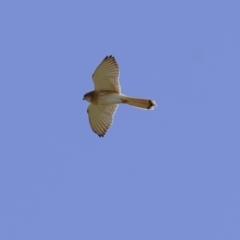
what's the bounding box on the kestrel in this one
[83,55,157,137]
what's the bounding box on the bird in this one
[83,55,157,137]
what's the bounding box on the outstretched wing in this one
[92,55,121,93]
[87,104,118,137]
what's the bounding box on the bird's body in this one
[84,90,156,109]
[83,55,157,137]
[84,91,122,105]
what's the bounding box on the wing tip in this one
[92,55,117,78]
[105,55,114,60]
[94,131,105,138]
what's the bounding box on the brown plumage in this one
[83,55,157,137]
[120,96,157,110]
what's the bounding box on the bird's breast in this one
[97,92,122,105]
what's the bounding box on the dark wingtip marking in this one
[94,131,104,137]
[105,55,114,60]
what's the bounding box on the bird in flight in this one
[83,55,157,137]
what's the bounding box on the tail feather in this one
[120,96,157,110]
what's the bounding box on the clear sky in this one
[1,1,240,239]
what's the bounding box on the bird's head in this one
[83,91,93,103]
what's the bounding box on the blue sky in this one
[1,1,240,239]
